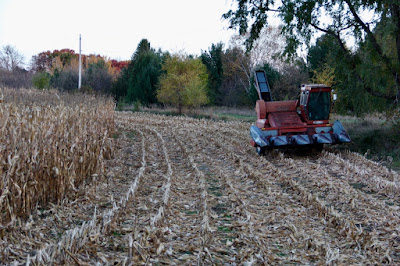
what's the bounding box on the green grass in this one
[213,112,254,122]
[127,105,256,122]
[333,114,400,171]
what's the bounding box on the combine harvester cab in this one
[250,70,351,155]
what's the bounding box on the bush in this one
[116,97,127,111]
[51,69,79,91]
[32,72,50,89]
[84,60,112,93]
[0,68,33,88]
[133,99,141,112]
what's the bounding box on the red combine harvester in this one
[250,70,351,155]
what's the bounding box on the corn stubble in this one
[1,100,400,264]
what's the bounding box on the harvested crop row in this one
[323,151,400,195]
[2,111,399,264]
[167,128,212,264]
[105,120,171,264]
[185,120,370,264]
[203,120,395,263]
[273,153,394,262]
[98,113,400,264]
[154,115,345,262]
[125,114,267,263]
[176,127,272,263]
[330,149,400,182]
[147,122,267,264]
[101,113,206,264]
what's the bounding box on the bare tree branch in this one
[0,45,24,71]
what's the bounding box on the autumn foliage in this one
[31,49,128,79]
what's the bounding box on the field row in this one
[1,111,399,264]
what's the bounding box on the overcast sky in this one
[0,0,237,65]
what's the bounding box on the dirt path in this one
[1,112,399,264]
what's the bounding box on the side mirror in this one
[333,93,338,101]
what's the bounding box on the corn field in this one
[0,88,114,225]
[1,99,400,264]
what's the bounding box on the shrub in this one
[32,71,50,89]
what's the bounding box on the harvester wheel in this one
[256,146,265,156]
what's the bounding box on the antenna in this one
[78,34,82,89]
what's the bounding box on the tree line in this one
[0,35,312,112]
[110,35,312,110]
[1,0,399,117]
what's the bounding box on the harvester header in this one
[250,70,351,155]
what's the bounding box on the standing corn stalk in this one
[0,88,115,226]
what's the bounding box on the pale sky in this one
[0,0,236,66]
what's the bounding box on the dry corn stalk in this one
[2,110,400,265]
[0,88,115,226]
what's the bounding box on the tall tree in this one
[201,43,224,105]
[0,45,24,71]
[307,30,395,114]
[223,0,400,102]
[219,46,253,106]
[157,54,209,114]
[230,26,288,71]
[112,66,130,101]
[124,39,163,105]
[127,50,162,104]
[307,34,342,71]
[132,39,151,61]
[0,45,32,88]
[84,59,113,93]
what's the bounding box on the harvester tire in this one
[256,146,265,156]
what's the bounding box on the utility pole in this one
[78,34,82,89]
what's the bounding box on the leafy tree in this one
[219,44,303,105]
[219,46,252,106]
[112,66,130,101]
[201,43,224,105]
[51,69,78,91]
[84,59,113,93]
[311,64,336,87]
[230,26,288,71]
[32,72,51,90]
[30,51,52,72]
[110,60,129,72]
[127,50,162,105]
[307,31,395,115]
[30,49,126,89]
[157,54,209,114]
[111,39,163,104]
[273,60,309,101]
[223,0,400,102]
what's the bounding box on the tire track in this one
[187,118,388,264]
[175,121,365,264]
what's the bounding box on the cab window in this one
[308,91,330,120]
